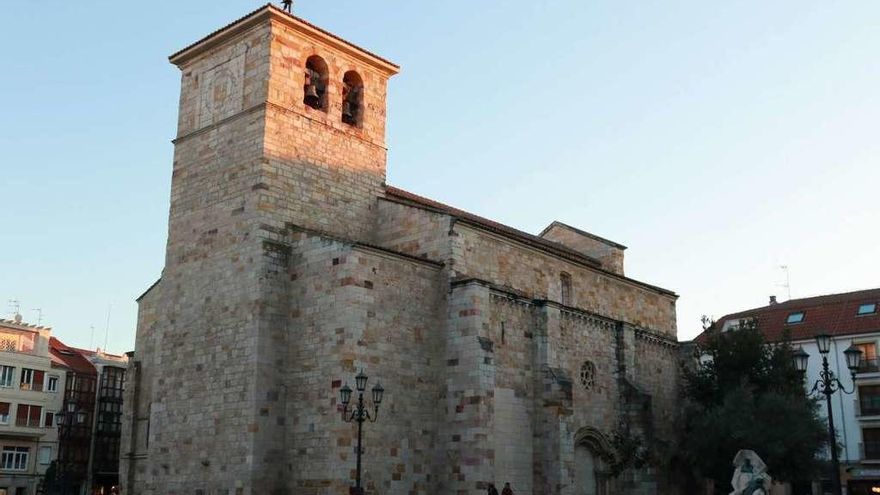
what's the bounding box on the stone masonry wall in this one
[259,19,393,242]
[286,229,444,495]
[557,311,621,436]
[452,223,676,336]
[632,334,680,444]
[374,199,451,262]
[487,296,536,493]
[126,20,281,495]
[539,223,625,276]
[121,284,158,495]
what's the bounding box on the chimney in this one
[769,295,778,305]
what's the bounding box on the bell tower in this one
[124,7,399,495]
[167,4,399,243]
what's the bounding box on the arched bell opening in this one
[303,55,329,111]
[341,70,364,127]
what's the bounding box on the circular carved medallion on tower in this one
[579,361,596,390]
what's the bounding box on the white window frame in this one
[0,405,9,425]
[0,447,29,471]
[0,367,13,388]
[46,376,58,393]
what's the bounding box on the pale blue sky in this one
[2,1,878,352]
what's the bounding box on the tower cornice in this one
[169,4,400,76]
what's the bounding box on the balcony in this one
[19,383,43,392]
[14,418,43,428]
[857,358,880,374]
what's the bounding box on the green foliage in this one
[681,320,827,488]
[609,428,652,477]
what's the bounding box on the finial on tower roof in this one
[281,0,293,13]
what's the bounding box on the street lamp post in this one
[56,399,87,495]
[339,370,384,495]
[792,334,863,495]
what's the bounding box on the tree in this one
[680,319,827,491]
[38,460,61,495]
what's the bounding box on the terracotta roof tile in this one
[49,337,97,375]
[695,288,880,345]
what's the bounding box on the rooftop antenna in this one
[89,325,96,350]
[104,304,112,351]
[281,0,293,13]
[31,309,43,326]
[7,300,21,320]
[778,265,792,301]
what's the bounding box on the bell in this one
[304,83,320,106]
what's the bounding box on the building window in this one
[865,428,880,460]
[0,403,9,425]
[560,272,573,306]
[786,312,805,324]
[15,405,42,428]
[0,367,13,388]
[341,71,364,126]
[579,361,596,390]
[857,343,878,373]
[303,55,329,111]
[19,369,43,391]
[46,376,58,393]
[0,447,29,471]
[860,385,880,416]
[43,412,54,428]
[100,367,125,400]
[858,303,878,316]
[37,446,51,465]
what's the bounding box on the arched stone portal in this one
[573,427,614,495]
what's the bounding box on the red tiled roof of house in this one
[694,288,880,345]
[383,185,677,297]
[49,337,97,375]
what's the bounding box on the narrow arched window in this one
[303,55,329,111]
[560,272,572,306]
[341,71,364,126]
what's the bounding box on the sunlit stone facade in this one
[121,6,681,495]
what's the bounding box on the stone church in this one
[121,5,681,495]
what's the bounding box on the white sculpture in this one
[730,450,772,495]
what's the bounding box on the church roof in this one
[384,186,676,297]
[695,287,880,345]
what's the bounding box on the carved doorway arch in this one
[573,427,614,495]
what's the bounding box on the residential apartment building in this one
[49,338,97,495]
[77,349,126,495]
[698,288,880,495]
[0,316,67,495]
